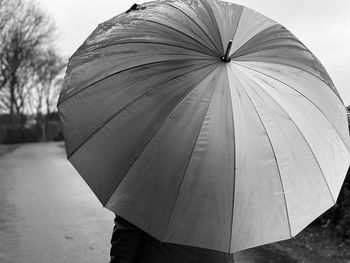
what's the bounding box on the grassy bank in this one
[0,144,19,156]
[267,223,350,262]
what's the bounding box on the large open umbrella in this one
[57,0,350,253]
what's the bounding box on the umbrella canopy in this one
[57,0,350,253]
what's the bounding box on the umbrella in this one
[57,0,350,253]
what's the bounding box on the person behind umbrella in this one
[109,214,234,263]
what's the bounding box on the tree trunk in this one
[44,99,50,141]
[41,121,46,141]
[9,73,16,126]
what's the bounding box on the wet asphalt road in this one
[0,143,296,263]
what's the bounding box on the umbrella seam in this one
[99,62,220,207]
[231,65,293,238]
[162,2,222,55]
[66,61,219,160]
[200,0,224,52]
[188,0,225,48]
[226,65,238,252]
[234,62,350,155]
[58,58,216,106]
[234,64,337,205]
[160,65,223,241]
[230,24,284,58]
[231,42,308,59]
[231,26,308,57]
[232,60,339,102]
[125,18,219,57]
[228,5,244,49]
[74,41,218,59]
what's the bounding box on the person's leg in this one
[109,215,143,263]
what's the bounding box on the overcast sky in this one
[37,0,350,106]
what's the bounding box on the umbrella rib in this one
[233,60,339,101]
[226,66,237,252]
[106,64,221,210]
[234,64,337,205]
[161,66,222,240]
[228,5,244,45]
[231,24,308,56]
[231,65,293,238]
[230,24,285,58]
[58,58,215,106]
[75,41,218,59]
[234,62,350,154]
[162,2,222,55]
[231,40,308,59]
[199,0,224,52]
[67,61,219,160]
[125,18,219,56]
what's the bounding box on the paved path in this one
[0,143,296,263]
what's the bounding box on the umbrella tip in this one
[221,40,233,63]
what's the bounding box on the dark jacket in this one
[110,215,234,263]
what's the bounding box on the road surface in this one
[0,143,296,263]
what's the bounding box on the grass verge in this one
[0,144,19,156]
[268,224,350,262]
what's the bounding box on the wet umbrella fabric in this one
[57,0,350,253]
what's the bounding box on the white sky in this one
[37,0,350,106]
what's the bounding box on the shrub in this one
[0,126,7,144]
[316,166,350,239]
[3,126,40,144]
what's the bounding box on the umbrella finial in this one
[221,40,233,63]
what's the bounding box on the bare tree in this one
[0,0,55,126]
[28,48,66,140]
[0,0,16,91]
[0,87,10,112]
